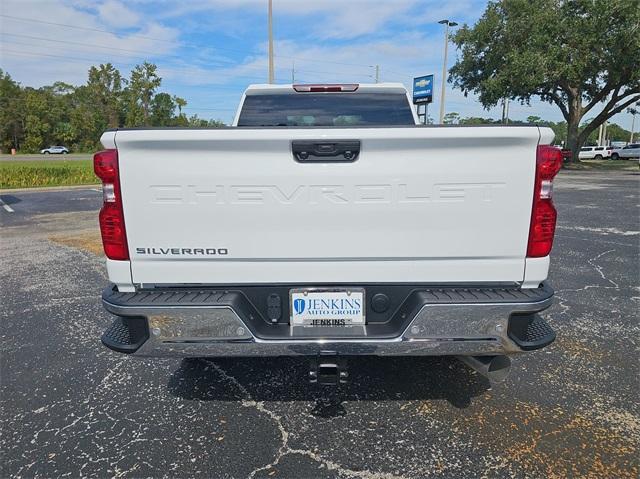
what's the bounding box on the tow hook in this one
[309,351,348,385]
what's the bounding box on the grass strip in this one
[0,160,98,189]
[564,159,638,171]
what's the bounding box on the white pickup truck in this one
[96,83,561,383]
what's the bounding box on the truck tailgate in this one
[108,126,545,285]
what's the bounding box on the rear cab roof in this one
[244,83,409,95]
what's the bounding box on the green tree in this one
[21,85,76,152]
[151,92,176,126]
[459,116,499,125]
[126,62,162,126]
[53,121,76,146]
[449,0,640,161]
[0,69,24,152]
[187,115,225,127]
[22,89,51,152]
[580,121,631,145]
[173,96,187,116]
[70,85,102,151]
[548,121,568,147]
[0,64,217,152]
[87,63,125,129]
[606,123,632,143]
[443,112,460,124]
[172,96,188,126]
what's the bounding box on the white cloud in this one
[1,0,179,87]
[305,0,417,40]
[156,0,420,39]
[98,0,141,28]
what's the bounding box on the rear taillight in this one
[94,149,129,260]
[293,84,359,92]
[527,145,563,257]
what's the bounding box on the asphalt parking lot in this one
[1,170,639,478]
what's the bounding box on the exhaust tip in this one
[457,355,512,383]
[485,355,511,383]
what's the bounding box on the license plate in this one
[290,289,365,327]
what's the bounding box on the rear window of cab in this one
[237,93,415,127]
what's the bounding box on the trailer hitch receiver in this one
[309,352,348,385]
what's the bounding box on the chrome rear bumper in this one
[101,283,555,358]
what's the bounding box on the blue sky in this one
[1,0,636,131]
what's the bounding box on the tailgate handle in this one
[292,140,360,163]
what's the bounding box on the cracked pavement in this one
[1,170,639,478]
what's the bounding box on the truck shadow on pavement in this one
[167,356,490,414]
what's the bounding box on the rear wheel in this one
[611,153,620,160]
[594,154,603,160]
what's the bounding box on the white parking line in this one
[89,188,102,192]
[0,198,15,213]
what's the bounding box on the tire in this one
[594,154,603,160]
[611,153,619,160]
[44,151,50,155]
[62,151,68,155]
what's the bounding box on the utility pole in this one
[438,19,458,124]
[629,104,638,143]
[291,61,295,83]
[505,98,509,125]
[598,122,609,146]
[598,121,608,145]
[597,123,603,146]
[268,0,274,84]
[375,65,380,83]
[501,97,511,124]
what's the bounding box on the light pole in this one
[268,0,274,84]
[629,103,639,143]
[438,19,457,124]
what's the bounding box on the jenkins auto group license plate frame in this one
[289,288,365,328]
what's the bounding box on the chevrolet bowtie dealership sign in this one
[413,75,434,104]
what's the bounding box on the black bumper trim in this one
[103,282,554,308]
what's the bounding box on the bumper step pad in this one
[101,316,148,354]
[508,313,556,351]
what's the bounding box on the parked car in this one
[40,146,69,155]
[549,146,572,162]
[611,143,640,160]
[95,82,561,384]
[560,149,573,161]
[578,145,612,160]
